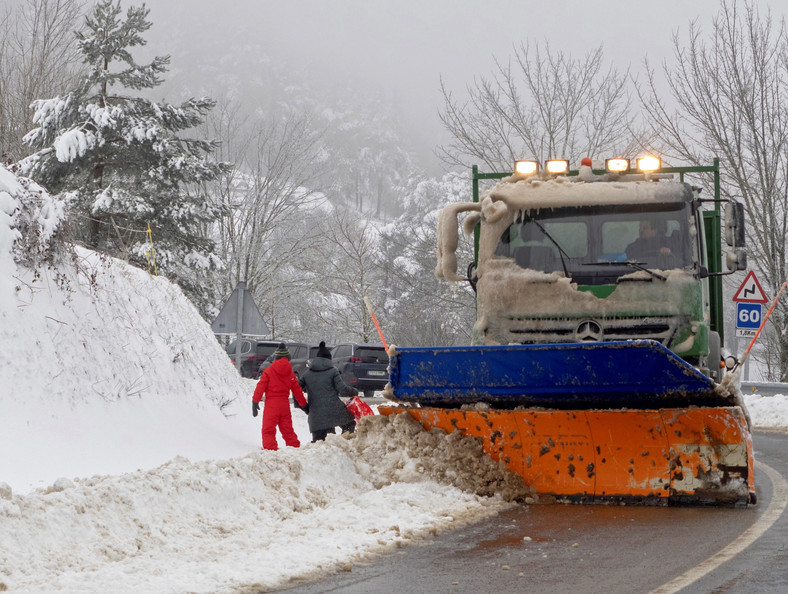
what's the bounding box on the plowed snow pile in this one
[0,414,525,593]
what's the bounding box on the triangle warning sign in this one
[732,271,768,303]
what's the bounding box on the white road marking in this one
[650,461,788,594]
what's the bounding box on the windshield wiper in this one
[530,218,570,277]
[585,260,667,282]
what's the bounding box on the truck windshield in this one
[495,203,696,284]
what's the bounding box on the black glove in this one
[252,401,259,417]
[294,398,309,415]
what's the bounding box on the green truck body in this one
[435,159,746,381]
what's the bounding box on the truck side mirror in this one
[726,247,747,272]
[724,201,745,247]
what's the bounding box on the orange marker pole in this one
[737,281,787,370]
[364,296,388,350]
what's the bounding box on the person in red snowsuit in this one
[252,343,308,450]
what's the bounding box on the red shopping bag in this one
[346,395,374,421]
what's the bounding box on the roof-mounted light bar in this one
[514,160,539,176]
[636,156,662,172]
[513,155,664,177]
[545,159,569,175]
[605,158,630,173]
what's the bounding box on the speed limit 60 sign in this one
[736,302,762,336]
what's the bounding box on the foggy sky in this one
[138,0,780,172]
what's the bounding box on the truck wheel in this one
[363,390,375,398]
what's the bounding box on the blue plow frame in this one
[388,340,718,407]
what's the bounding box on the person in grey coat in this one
[298,341,358,442]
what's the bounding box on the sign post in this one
[212,281,269,373]
[732,271,768,381]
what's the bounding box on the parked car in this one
[257,342,309,378]
[291,344,333,379]
[331,343,389,398]
[225,339,280,378]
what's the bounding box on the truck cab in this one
[437,158,746,382]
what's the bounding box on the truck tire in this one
[363,390,375,398]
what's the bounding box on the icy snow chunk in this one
[436,202,480,281]
[0,482,12,500]
[46,478,75,493]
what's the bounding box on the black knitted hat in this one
[316,341,332,359]
[274,342,291,360]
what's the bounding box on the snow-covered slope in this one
[1,166,252,492]
[1,241,251,492]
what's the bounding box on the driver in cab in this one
[626,219,672,262]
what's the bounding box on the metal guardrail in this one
[741,382,788,397]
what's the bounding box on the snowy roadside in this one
[0,409,524,594]
[744,393,788,432]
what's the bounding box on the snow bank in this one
[0,241,248,491]
[5,247,241,406]
[745,394,788,431]
[0,413,522,593]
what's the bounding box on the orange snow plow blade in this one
[378,405,755,506]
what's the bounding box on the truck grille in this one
[505,315,682,346]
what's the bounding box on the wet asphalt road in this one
[278,430,788,594]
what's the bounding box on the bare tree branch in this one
[639,0,788,379]
[438,42,633,170]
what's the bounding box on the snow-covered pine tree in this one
[18,0,228,315]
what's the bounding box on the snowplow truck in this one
[379,157,755,506]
